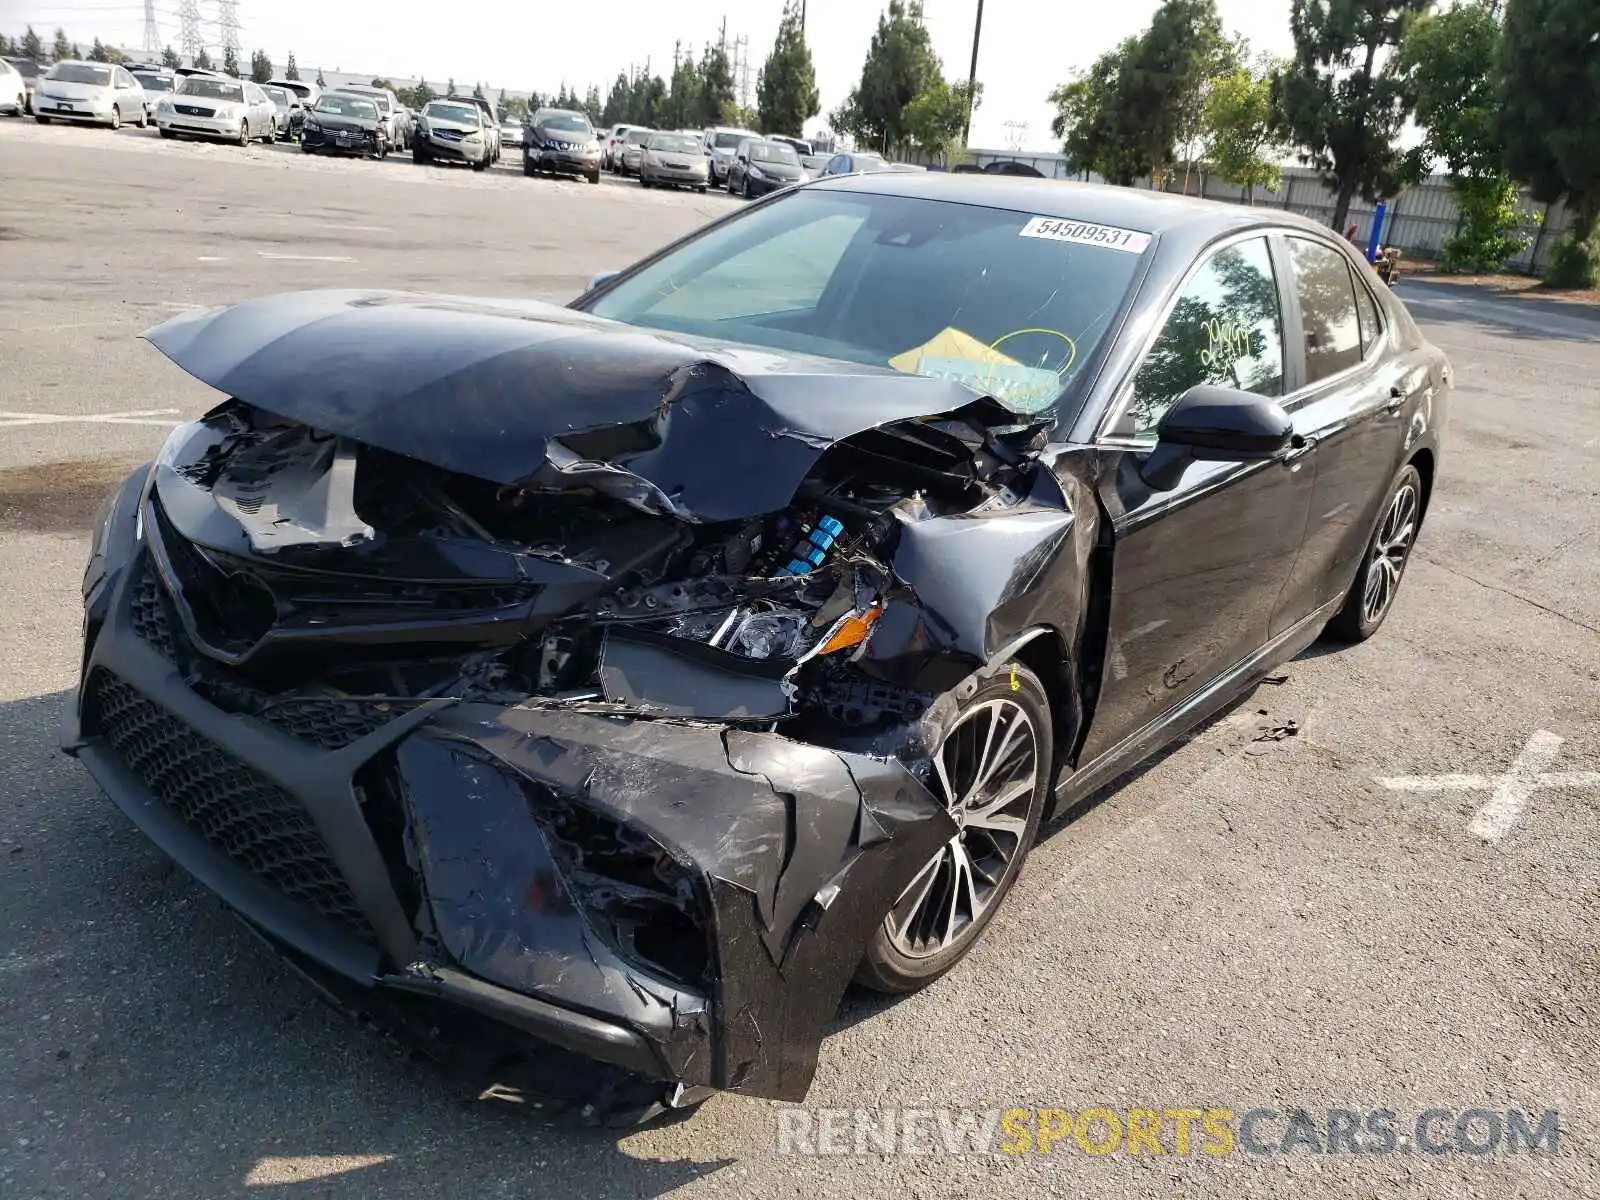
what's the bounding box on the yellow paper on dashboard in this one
[888,326,1019,374]
[890,327,1063,413]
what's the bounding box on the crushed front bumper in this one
[64,490,955,1101]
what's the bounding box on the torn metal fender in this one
[859,463,1100,694]
[143,290,995,522]
[408,702,954,1100]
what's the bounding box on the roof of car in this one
[809,171,1336,240]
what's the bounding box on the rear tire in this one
[855,662,1053,994]
[1325,464,1423,643]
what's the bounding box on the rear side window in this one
[1352,272,1383,355]
[1288,237,1362,383]
[1123,236,1285,438]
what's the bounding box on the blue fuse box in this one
[782,515,845,575]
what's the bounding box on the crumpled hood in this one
[143,289,990,522]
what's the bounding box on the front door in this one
[1077,234,1318,763]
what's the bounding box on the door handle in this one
[1282,433,1317,463]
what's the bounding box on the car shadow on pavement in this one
[0,688,732,1198]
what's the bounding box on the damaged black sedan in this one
[65,174,1448,1114]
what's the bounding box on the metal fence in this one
[940,149,1569,276]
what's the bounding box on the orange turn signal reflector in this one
[818,605,883,655]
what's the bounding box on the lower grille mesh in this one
[87,670,373,939]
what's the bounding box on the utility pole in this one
[735,35,750,111]
[218,0,241,63]
[963,0,984,147]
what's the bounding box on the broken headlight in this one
[661,604,813,661]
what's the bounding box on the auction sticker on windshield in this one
[1020,217,1152,254]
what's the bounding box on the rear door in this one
[1077,233,1318,762]
[1268,235,1416,632]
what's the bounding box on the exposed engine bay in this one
[148,395,1051,736]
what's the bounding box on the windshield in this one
[585,191,1146,415]
[749,142,799,165]
[338,89,389,113]
[541,114,593,135]
[263,86,291,107]
[316,94,378,119]
[648,134,700,154]
[6,58,40,80]
[134,73,174,92]
[712,131,753,150]
[425,101,479,125]
[47,63,113,86]
[178,77,245,102]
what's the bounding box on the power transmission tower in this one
[143,0,161,56]
[734,34,750,110]
[217,0,241,61]
[178,0,203,60]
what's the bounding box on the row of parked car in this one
[3,55,1051,191]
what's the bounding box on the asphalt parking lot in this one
[1,119,1597,1199]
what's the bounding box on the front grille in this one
[128,556,177,660]
[258,697,416,750]
[87,670,374,939]
[174,103,213,116]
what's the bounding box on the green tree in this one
[1138,0,1231,187]
[1204,57,1285,202]
[757,0,819,137]
[222,45,239,76]
[22,26,43,59]
[660,46,699,129]
[472,80,486,100]
[601,72,629,125]
[698,41,736,125]
[445,76,457,96]
[251,49,273,83]
[1498,0,1600,285]
[161,45,180,69]
[582,83,602,124]
[52,28,70,61]
[284,51,299,80]
[315,67,326,87]
[1050,39,1142,184]
[195,48,213,71]
[903,77,978,162]
[0,36,10,57]
[1273,0,1429,232]
[88,38,108,62]
[835,0,941,154]
[1399,1,1530,272]
[371,77,395,91]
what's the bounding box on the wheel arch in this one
[1407,445,1436,526]
[987,626,1082,821]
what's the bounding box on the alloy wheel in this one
[1361,480,1418,626]
[886,698,1041,959]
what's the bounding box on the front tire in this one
[588,169,600,185]
[856,662,1053,993]
[1325,464,1422,643]
[109,108,121,130]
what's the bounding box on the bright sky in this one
[10,0,1295,150]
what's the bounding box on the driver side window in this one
[1122,236,1285,439]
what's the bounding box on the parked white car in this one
[154,74,277,145]
[0,58,28,116]
[33,61,148,129]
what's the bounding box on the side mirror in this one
[585,270,621,293]
[1139,384,1294,491]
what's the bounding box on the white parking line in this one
[1377,730,1600,841]
[257,251,356,263]
[0,408,181,428]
